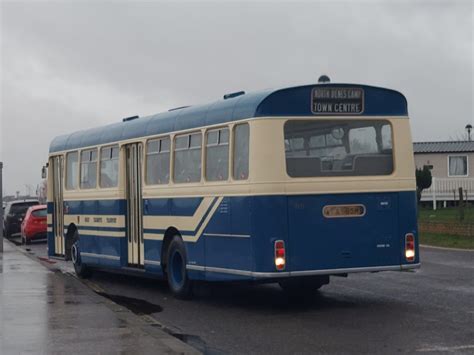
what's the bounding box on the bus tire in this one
[166,235,193,299]
[71,233,92,278]
[279,276,329,295]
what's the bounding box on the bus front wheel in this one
[71,232,92,278]
[166,235,193,299]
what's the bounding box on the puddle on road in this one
[172,333,209,351]
[149,324,216,354]
[95,291,163,315]
[92,289,216,353]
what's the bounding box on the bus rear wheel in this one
[166,235,193,299]
[279,276,329,295]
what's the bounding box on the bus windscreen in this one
[284,120,393,177]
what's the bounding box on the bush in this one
[416,166,432,203]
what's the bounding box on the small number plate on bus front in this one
[323,204,366,218]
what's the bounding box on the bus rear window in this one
[284,120,393,177]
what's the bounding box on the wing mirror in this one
[41,164,48,179]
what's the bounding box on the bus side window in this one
[233,123,249,180]
[174,132,202,183]
[80,148,98,189]
[100,145,119,188]
[206,128,229,181]
[66,151,79,190]
[146,137,170,184]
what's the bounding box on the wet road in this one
[23,240,474,354]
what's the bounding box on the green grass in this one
[419,232,474,250]
[418,207,474,223]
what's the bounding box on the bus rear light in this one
[274,240,286,270]
[405,233,415,262]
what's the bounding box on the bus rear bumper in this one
[187,263,421,280]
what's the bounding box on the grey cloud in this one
[1,0,472,195]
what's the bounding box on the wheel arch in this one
[161,226,181,273]
[66,223,79,241]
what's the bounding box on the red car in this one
[21,204,47,244]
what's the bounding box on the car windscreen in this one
[285,120,393,177]
[9,202,39,215]
[31,208,47,218]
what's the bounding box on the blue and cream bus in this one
[47,82,420,298]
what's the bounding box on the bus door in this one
[51,155,65,256]
[125,143,144,267]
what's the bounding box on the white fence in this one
[420,177,474,209]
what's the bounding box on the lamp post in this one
[0,162,3,253]
[466,124,472,141]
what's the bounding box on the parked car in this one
[21,204,47,244]
[3,199,40,237]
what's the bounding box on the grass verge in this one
[420,232,474,250]
[418,207,474,223]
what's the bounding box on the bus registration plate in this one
[323,204,365,218]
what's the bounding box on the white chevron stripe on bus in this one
[144,196,223,242]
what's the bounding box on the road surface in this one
[20,240,474,354]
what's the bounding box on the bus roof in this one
[49,83,407,153]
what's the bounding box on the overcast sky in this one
[0,0,473,196]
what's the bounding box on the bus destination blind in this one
[311,87,364,115]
